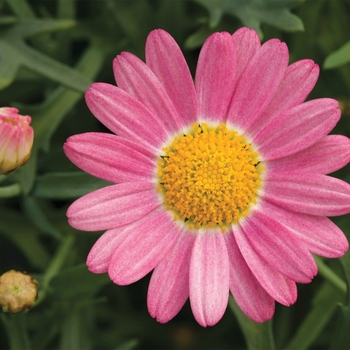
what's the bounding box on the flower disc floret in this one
[157,123,263,230]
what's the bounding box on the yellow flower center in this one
[157,123,263,231]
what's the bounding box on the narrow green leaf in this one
[50,264,110,300]
[1,314,31,350]
[22,196,61,239]
[229,297,275,350]
[329,251,350,348]
[285,281,344,350]
[0,207,50,270]
[0,19,91,92]
[324,40,350,69]
[32,172,111,199]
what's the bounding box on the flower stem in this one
[0,183,21,197]
[35,234,75,305]
[314,255,347,294]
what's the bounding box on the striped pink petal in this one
[146,29,197,126]
[64,132,156,183]
[108,208,180,285]
[225,230,275,322]
[113,52,182,133]
[195,32,236,123]
[259,200,349,258]
[242,209,317,283]
[231,27,261,84]
[267,135,350,174]
[227,38,289,131]
[248,59,319,137]
[189,231,229,327]
[85,83,168,151]
[147,231,194,323]
[234,225,297,306]
[87,226,130,274]
[255,98,341,160]
[67,182,160,231]
[263,172,350,216]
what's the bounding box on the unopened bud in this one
[0,107,34,175]
[0,270,38,313]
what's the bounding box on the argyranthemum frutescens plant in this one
[63,27,350,327]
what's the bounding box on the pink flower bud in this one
[0,107,34,175]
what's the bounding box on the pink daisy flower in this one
[64,27,350,327]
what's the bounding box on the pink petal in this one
[189,231,229,327]
[231,27,261,84]
[263,172,350,216]
[67,182,160,231]
[87,226,130,274]
[255,99,341,160]
[242,209,317,283]
[146,29,197,125]
[147,231,194,323]
[227,38,289,132]
[234,224,297,306]
[64,132,156,183]
[267,135,350,174]
[225,230,275,322]
[247,59,319,137]
[259,200,349,258]
[113,52,182,133]
[85,83,169,151]
[108,208,181,285]
[195,32,236,123]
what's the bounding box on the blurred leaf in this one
[285,281,344,350]
[15,42,105,194]
[184,26,216,50]
[193,0,304,38]
[32,172,111,199]
[330,251,350,349]
[31,43,105,152]
[324,40,350,69]
[229,297,275,349]
[17,151,37,195]
[59,309,93,350]
[50,264,110,300]
[0,207,50,270]
[116,339,139,350]
[0,19,91,91]
[22,196,61,239]
[1,314,31,350]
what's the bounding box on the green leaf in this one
[32,172,111,199]
[193,0,304,39]
[0,207,50,270]
[285,281,344,350]
[329,251,350,348]
[324,40,350,69]
[50,264,110,300]
[0,19,91,91]
[22,196,61,239]
[15,43,105,194]
[229,297,275,350]
[184,26,216,50]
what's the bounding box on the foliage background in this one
[1,0,350,349]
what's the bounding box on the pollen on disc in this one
[157,123,263,231]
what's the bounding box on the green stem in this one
[314,255,347,294]
[0,313,31,350]
[35,234,75,305]
[0,183,21,197]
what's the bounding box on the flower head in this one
[64,28,350,326]
[0,270,38,313]
[0,107,34,175]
